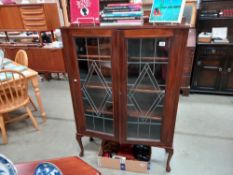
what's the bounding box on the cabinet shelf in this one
[130,86,164,94]
[85,108,162,121]
[129,56,168,62]
[197,42,233,46]
[199,17,233,20]
[128,110,162,121]
[78,54,111,60]
[81,81,164,94]
[82,82,112,90]
[86,108,113,116]
[78,55,169,62]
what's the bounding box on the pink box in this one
[70,0,100,24]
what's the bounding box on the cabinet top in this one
[63,23,190,30]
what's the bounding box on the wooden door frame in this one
[118,28,188,147]
[62,28,119,141]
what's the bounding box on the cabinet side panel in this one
[162,29,188,145]
[61,28,83,133]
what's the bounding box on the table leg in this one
[31,76,46,122]
[0,115,7,144]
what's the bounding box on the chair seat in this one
[0,97,29,113]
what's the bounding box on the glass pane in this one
[75,37,114,135]
[127,38,169,140]
[128,117,161,140]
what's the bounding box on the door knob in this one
[211,49,216,54]
[219,67,222,72]
[197,61,202,66]
[73,79,78,82]
[227,68,232,73]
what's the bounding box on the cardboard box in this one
[98,147,151,173]
[198,37,212,43]
[198,32,212,43]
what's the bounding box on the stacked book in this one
[220,9,233,17]
[100,3,143,26]
[200,10,219,18]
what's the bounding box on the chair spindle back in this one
[15,50,28,67]
[0,70,28,113]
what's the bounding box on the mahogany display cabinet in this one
[181,29,196,96]
[61,25,189,172]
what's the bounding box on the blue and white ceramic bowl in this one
[0,154,17,175]
[34,162,62,175]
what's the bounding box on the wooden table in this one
[15,156,101,175]
[5,59,46,121]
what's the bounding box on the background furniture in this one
[15,156,101,175]
[0,70,39,144]
[0,3,60,31]
[4,47,65,73]
[61,25,189,172]
[181,29,196,96]
[0,3,66,73]
[191,0,233,95]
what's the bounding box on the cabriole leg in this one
[165,147,174,172]
[76,134,84,157]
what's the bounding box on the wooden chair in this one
[15,49,28,67]
[15,49,37,112]
[0,70,39,144]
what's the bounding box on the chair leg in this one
[0,115,7,144]
[25,106,39,130]
[3,113,10,122]
[29,97,37,112]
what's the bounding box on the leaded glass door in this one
[74,30,118,139]
[122,30,172,142]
